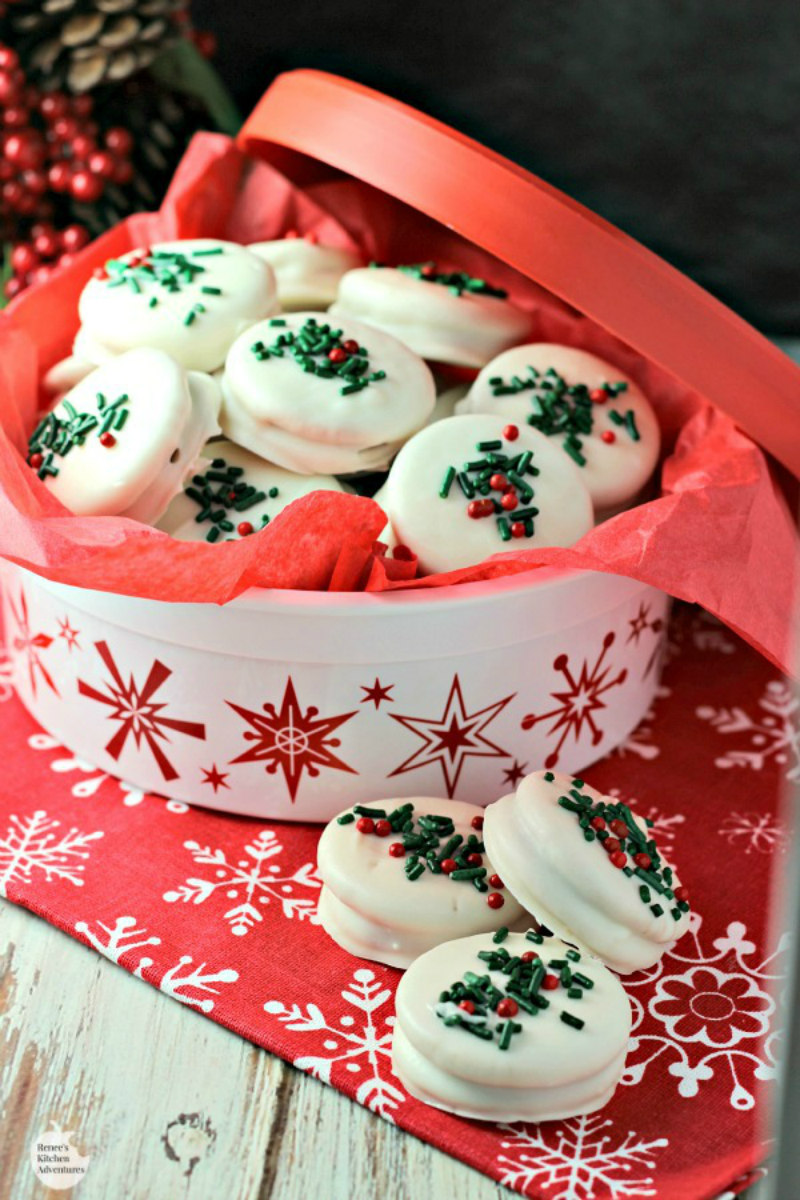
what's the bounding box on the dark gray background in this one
[195,0,799,333]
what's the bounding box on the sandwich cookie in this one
[158,439,345,542]
[27,347,221,524]
[457,345,660,515]
[483,770,691,974]
[220,313,436,475]
[330,263,531,367]
[76,238,278,373]
[392,928,632,1121]
[247,234,363,309]
[317,798,528,969]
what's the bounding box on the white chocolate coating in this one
[483,771,691,974]
[392,931,631,1121]
[317,798,527,969]
[247,239,363,309]
[38,349,221,524]
[43,352,97,397]
[330,266,531,367]
[77,239,278,373]
[377,414,594,575]
[457,345,660,512]
[158,439,344,541]
[220,312,436,476]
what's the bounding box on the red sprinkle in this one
[342,339,360,354]
[510,522,526,538]
[284,229,299,239]
[388,842,405,858]
[467,499,484,519]
[634,851,652,870]
[489,473,507,491]
[303,231,318,243]
[488,874,504,889]
[609,818,629,838]
[441,858,457,875]
[328,347,348,363]
[487,892,504,910]
[92,267,107,280]
[420,263,436,277]
[590,387,608,403]
[610,850,628,868]
[521,951,539,963]
[675,886,690,903]
[466,852,483,867]
[471,815,484,831]
[603,836,621,854]
[503,424,519,441]
[237,521,254,537]
[501,492,518,511]
[590,816,607,831]
[601,430,617,444]
[458,999,475,1014]
[99,432,116,447]
[356,817,374,834]
[543,973,559,990]
[29,452,43,469]
[497,997,518,1018]
[374,819,392,837]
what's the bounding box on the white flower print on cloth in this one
[0,809,103,897]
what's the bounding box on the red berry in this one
[30,222,55,240]
[489,473,507,491]
[603,836,621,854]
[487,891,504,909]
[28,451,43,468]
[71,94,94,118]
[342,339,359,354]
[510,521,526,538]
[105,126,133,156]
[15,191,38,216]
[497,997,518,1018]
[237,521,254,537]
[192,29,218,58]
[458,999,475,1015]
[70,133,95,160]
[113,160,134,186]
[374,819,392,837]
[521,951,539,963]
[503,424,519,441]
[328,347,347,363]
[488,874,504,889]
[4,276,23,301]
[29,264,52,287]
[501,491,517,511]
[58,253,75,270]
[70,169,103,201]
[3,105,29,128]
[1,179,23,209]
[0,70,22,105]
[610,850,627,868]
[11,243,38,274]
[440,858,457,874]
[20,168,47,196]
[47,162,72,192]
[543,973,559,990]
[34,231,59,259]
[0,47,18,71]
[466,852,482,867]
[471,815,484,830]
[40,92,70,122]
[590,387,608,403]
[356,817,374,834]
[601,430,616,444]
[5,131,46,169]
[52,116,80,142]
[674,886,689,903]
[60,224,89,253]
[388,842,405,858]
[609,818,629,838]
[590,816,606,831]
[99,432,116,448]
[634,852,652,870]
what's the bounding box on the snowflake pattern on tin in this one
[6,587,58,698]
[521,632,627,768]
[0,809,103,897]
[77,640,206,782]
[496,1115,668,1199]
[623,912,784,1110]
[75,913,238,1013]
[262,966,405,1121]
[696,678,800,781]
[163,829,321,935]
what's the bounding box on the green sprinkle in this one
[440,465,456,498]
[544,772,555,782]
[492,927,509,944]
[566,949,581,962]
[561,1011,585,1030]
[525,930,544,944]
[191,247,224,256]
[651,904,665,917]
[477,439,502,451]
[497,517,511,542]
[201,286,222,295]
[572,972,594,989]
[148,296,158,308]
[184,310,196,326]
[671,907,682,921]
[353,805,387,818]
[337,812,355,825]
[639,885,651,902]
[567,987,583,1000]
[451,867,487,881]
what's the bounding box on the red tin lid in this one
[239,69,800,476]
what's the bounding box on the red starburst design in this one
[360,677,394,709]
[57,615,81,653]
[521,632,627,768]
[227,677,358,802]
[627,601,666,679]
[201,764,230,793]
[502,759,528,788]
[77,641,206,782]
[388,674,514,797]
[7,588,58,698]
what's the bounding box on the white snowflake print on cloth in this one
[611,686,671,763]
[75,914,237,1013]
[496,1115,668,1199]
[0,810,103,897]
[719,811,788,856]
[605,789,685,846]
[163,829,321,936]
[623,912,785,1110]
[0,647,16,703]
[696,678,800,781]
[26,732,189,813]
[263,967,405,1121]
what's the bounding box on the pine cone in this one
[2,0,184,93]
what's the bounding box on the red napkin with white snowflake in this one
[0,604,786,1199]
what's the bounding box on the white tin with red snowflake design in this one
[2,562,668,821]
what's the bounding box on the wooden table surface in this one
[1,900,504,1200]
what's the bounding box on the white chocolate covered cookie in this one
[330,263,531,367]
[457,345,660,514]
[317,799,527,969]
[392,929,631,1121]
[158,439,345,542]
[27,348,221,524]
[220,312,436,476]
[376,414,593,574]
[247,235,362,309]
[483,771,691,974]
[76,239,278,373]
